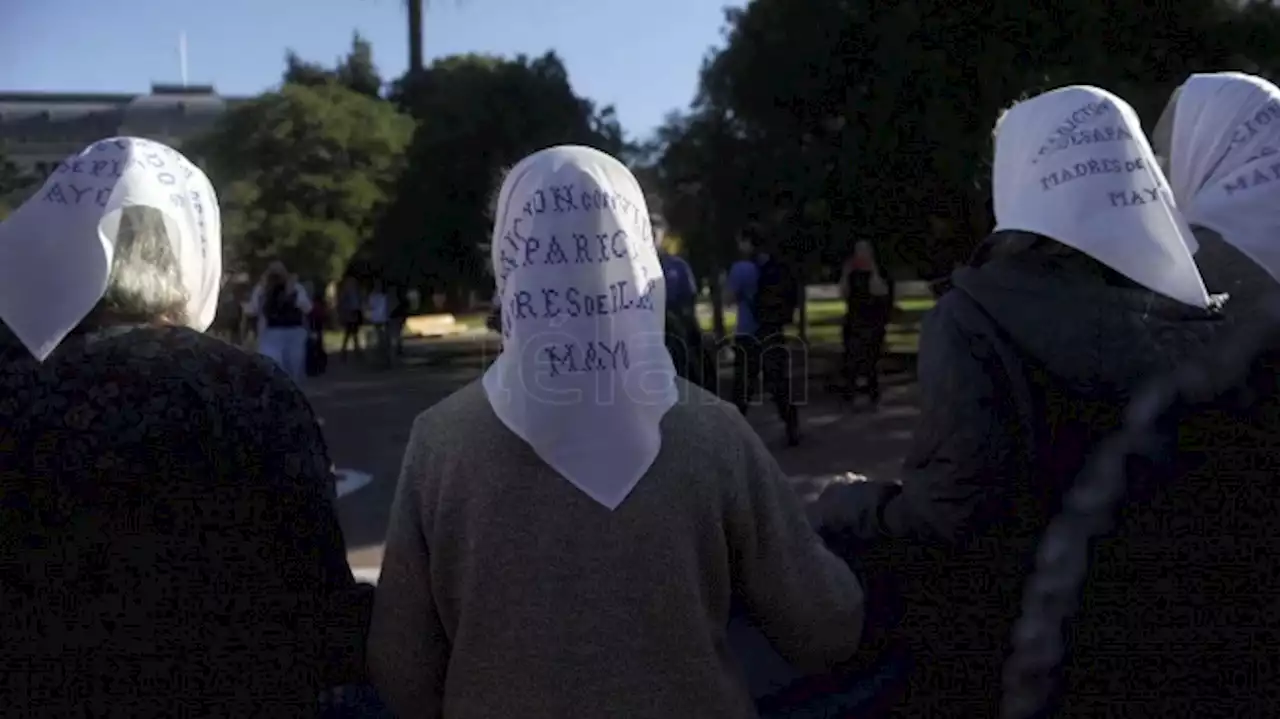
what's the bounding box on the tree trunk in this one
[407,0,425,73]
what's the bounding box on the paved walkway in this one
[307,349,920,572]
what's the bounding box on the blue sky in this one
[0,0,740,139]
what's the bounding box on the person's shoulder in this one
[928,281,984,325]
[128,327,295,394]
[410,379,492,440]
[916,285,1011,359]
[658,379,784,501]
[13,327,307,434]
[662,378,758,452]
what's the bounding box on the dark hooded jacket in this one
[816,235,1227,717]
[1009,298,1280,718]
[1192,224,1279,313]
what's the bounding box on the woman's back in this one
[370,378,864,719]
[0,326,370,718]
[1005,305,1280,718]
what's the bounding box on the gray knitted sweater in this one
[368,378,865,719]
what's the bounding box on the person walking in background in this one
[338,276,364,361]
[305,280,330,378]
[727,236,760,401]
[368,146,865,719]
[731,232,802,445]
[238,285,258,350]
[387,285,410,360]
[839,239,895,409]
[658,241,705,386]
[248,261,312,383]
[365,281,390,368]
[0,137,373,718]
[658,243,699,324]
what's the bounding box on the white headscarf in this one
[993,85,1209,308]
[1164,72,1280,282]
[482,145,678,510]
[0,137,221,360]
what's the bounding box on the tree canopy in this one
[284,32,383,99]
[358,51,628,302]
[184,0,1280,302]
[192,42,626,300]
[651,0,1280,283]
[189,76,413,282]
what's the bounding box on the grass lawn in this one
[701,297,934,354]
[322,311,492,351]
[321,297,936,356]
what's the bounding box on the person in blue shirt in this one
[658,237,707,386]
[728,233,801,445]
[660,251,698,320]
[727,238,760,339]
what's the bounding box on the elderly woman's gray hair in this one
[92,206,189,326]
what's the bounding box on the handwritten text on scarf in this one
[1034,102,1132,163]
[40,139,211,259]
[1032,100,1161,208]
[499,187,658,377]
[1038,154,1161,206]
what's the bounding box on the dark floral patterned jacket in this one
[0,324,372,719]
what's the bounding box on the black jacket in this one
[1010,300,1280,718]
[1192,224,1279,312]
[817,240,1226,716]
[754,255,799,328]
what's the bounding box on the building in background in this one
[0,83,246,177]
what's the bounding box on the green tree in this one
[283,51,333,89]
[336,33,382,98]
[364,52,628,305]
[0,145,34,220]
[661,0,1280,282]
[284,32,383,98]
[646,109,753,335]
[189,82,413,282]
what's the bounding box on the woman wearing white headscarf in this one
[0,138,371,718]
[1152,71,1280,308]
[808,87,1227,717]
[368,145,865,719]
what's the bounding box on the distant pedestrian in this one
[365,281,390,368]
[659,247,707,387]
[248,262,312,383]
[730,231,801,445]
[839,239,894,409]
[387,285,410,360]
[338,276,364,361]
[306,281,330,378]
